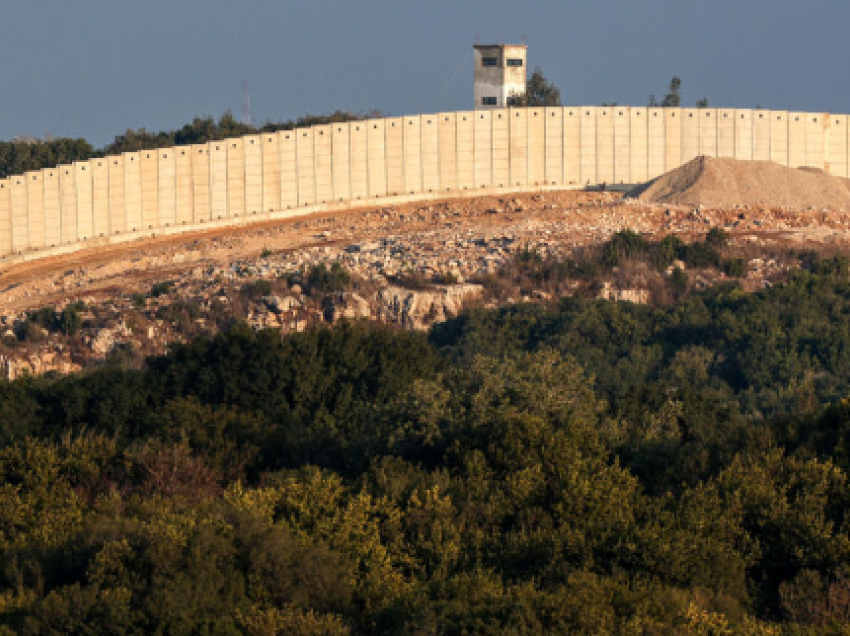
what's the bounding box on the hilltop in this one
[3,171,850,377]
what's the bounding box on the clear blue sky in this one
[2,0,847,147]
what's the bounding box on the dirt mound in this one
[628,156,850,210]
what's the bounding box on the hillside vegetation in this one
[0,110,377,179]
[3,263,850,632]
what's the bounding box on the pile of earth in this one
[627,155,850,210]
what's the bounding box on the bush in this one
[150,281,174,298]
[722,258,747,278]
[241,279,274,299]
[669,266,688,297]
[297,262,352,294]
[679,242,720,269]
[432,272,458,285]
[705,227,729,249]
[601,230,648,267]
[650,235,683,271]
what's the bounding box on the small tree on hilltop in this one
[508,67,562,107]
[661,76,682,108]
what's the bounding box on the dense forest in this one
[0,110,379,179]
[3,260,850,632]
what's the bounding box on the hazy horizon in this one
[3,0,848,147]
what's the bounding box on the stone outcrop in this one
[377,284,484,330]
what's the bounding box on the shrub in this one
[306,262,352,294]
[241,279,274,299]
[705,227,729,249]
[679,242,719,269]
[722,258,747,278]
[650,235,684,271]
[150,281,174,298]
[432,272,458,285]
[602,230,648,267]
[669,266,688,298]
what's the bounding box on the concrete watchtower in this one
[473,44,527,109]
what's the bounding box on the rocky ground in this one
[3,188,850,379]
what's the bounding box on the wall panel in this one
[226,138,245,217]
[682,109,700,164]
[699,109,718,158]
[140,151,158,229]
[175,147,193,225]
[75,162,93,240]
[262,132,281,211]
[366,119,386,197]
[279,131,298,208]
[491,110,509,187]
[770,111,789,166]
[123,153,141,231]
[43,168,61,245]
[473,111,492,189]
[385,118,404,195]
[404,116,422,194]
[209,141,228,219]
[331,123,350,202]
[157,149,176,227]
[788,112,807,168]
[421,114,441,192]
[59,166,77,244]
[544,107,563,185]
[664,109,682,170]
[108,157,125,234]
[717,109,736,158]
[244,134,263,214]
[596,107,614,184]
[629,108,648,183]
[456,111,474,190]
[827,114,848,178]
[613,107,630,184]
[11,176,27,251]
[564,108,581,185]
[295,128,316,206]
[192,145,211,222]
[313,126,333,205]
[510,108,529,186]
[92,158,109,237]
[753,111,771,161]
[578,107,596,185]
[348,124,368,200]
[438,113,457,192]
[26,172,44,249]
[806,113,826,169]
[734,110,753,161]
[527,108,545,186]
[0,180,10,256]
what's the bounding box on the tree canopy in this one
[2,262,850,631]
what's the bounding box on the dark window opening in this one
[482,57,498,67]
[482,96,498,106]
[506,58,523,67]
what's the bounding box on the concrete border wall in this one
[3,105,850,264]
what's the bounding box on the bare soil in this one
[629,156,850,210]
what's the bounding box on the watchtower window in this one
[482,96,498,106]
[482,57,498,67]
[506,58,523,67]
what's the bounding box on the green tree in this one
[662,76,682,108]
[508,67,562,107]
